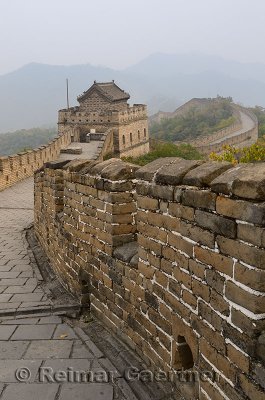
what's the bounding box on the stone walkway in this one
[0,178,181,400]
[0,179,125,400]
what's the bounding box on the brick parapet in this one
[0,130,72,191]
[34,157,265,399]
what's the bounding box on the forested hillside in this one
[150,98,235,142]
[0,127,57,156]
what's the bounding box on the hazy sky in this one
[1,0,265,75]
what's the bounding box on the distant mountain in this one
[1,54,265,133]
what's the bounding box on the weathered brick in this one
[168,233,193,256]
[237,223,265,247]
[182,289,197,309]
[145,291,159,310]
[155,159,203,185]
[216,196,265,225]
[200,337,236,382]
[192,278,210,302]
[148,183,174,201]
[190,314,225,352]
[138,261,155,279]
[138,235,162,255]
[106,202,136,214]
[161,258,173,275]
[225,281,265,314]
[183,161,233,187]
[195,210,236,238]
[238,373,265,400]
[198,301,223,332]
[136,158,177,181]
[231,308,265,337]
[210,289,230,316]
[168,203,194,221]
[234,262,265,291]
[194,246,233,276]
[200,381,228,400]
[189,259,208,280]
[138,223,167,243]
[205,269,225,294]
[173,267,192,289]
[210,163,265,200]
[166,292,190,319]
[148,308,172,335]
[217,235,265,270]
[227,343,250,374]
[178,220,215,248]
[137,196,159,210]
[182,189,216,210]
[155,270,168,288]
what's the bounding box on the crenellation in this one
[58,81,149,158]
[34,156,265,400]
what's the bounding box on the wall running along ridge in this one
[195,107,259,155]
[0,131,72,191]
[34,157,265,400]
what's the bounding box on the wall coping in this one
[136,158,265,201]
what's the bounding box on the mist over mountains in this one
[1,53,265,133]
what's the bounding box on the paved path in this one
[0,178,181,400]
[60,141,102,160]
[0,179,119,400]
[211,110,256,144]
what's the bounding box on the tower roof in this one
[77,81,130,103]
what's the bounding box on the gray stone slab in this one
[3,318,39,325]
[75,327,103,358]
[0,272,20,279]
[0,359,42,382]
[116,378,139,400]
[71,340,94,359]
[0,264,13,271]
[58,384,113,400]
[0,340,28,359]
[0,302,21,310]
[19,271,34,278]
[11,293,43,303]
[25,339,73,359]
[18,301,51,309]
[41,359,91,379]
[0,294,13,303]
[1,383,59,400]
[11,324,56,340]
[0,325,17,340]
[53,324,78,340]
[38,316,62,324]
[4,285,37,294]
[0,278,27,286]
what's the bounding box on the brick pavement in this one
[0,179,122,399]
[0,178,181,400]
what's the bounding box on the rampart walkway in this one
[210,110,256,144]
[0,179,146,400]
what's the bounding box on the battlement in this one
[35,157,265,400]
[58,81,149,158]
[58,104,147,126]
[0,131,72,191]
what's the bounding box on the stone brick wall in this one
[194,107,258,155]
[0,131,72,191]
[58,104,149,158]
[34,157,265,400]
